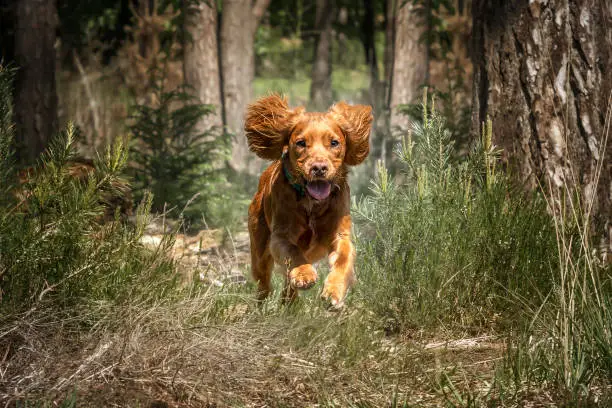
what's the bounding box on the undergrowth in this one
[353,94,559,335]
[1,63,609,406]
[352,91,611,404]
[0,65,178,312]
[128,75,231,228]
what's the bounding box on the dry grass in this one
[0,283,510,407]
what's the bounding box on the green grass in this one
[254,68,370,108]
[254,75,312,106]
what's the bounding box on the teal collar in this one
[282,152,306,198]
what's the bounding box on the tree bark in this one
[183,0,223,130]
[389,1,427,131]
[221,0,271,173]
[14,0,58,165]
[309,0,334,111]
[471,0,612,257]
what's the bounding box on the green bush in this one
[0,64,177,312]
[352,93,559,333]
[128,80,229,226]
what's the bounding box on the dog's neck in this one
[281,153,306,198]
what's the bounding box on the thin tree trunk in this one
[389,1,427,131]
[381,0,396,166]
[471,0,612,257]
[383,0,395,109]
[183,0,223,130]
[424,0,432,85]
[310,0,334,111]
[221,0,271,173]
[14,0,58,165]
[362,0,381,108]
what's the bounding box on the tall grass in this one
[495,101,612,403]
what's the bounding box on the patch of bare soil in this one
[139,219,251,287]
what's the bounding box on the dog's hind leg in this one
[249,204,274,301]
[252,248,273,301]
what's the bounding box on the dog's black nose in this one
[311,163,328,177]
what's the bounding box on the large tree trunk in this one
[389,1,427,131]
[471,0,612,257]
[221,0,270,173]
[14,0,58,165]
[309,0,334,111]
[183,0,223,130]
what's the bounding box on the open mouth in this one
[306,180,332,200]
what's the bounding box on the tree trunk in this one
[471,0,612,257]
[309,0,334,111]
[424,0,432,85]
[221,0,271,173]
[183,0,223,130]
[362,0,381,109]
[383,0,395,109]
[389,1,427,131]
[14,0,58,165]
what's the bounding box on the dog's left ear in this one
[328,102,373,166]
[245,94,304,161]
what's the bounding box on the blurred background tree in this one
[0,0,609,252]
[0,0,473,169]
[13,0,59,165]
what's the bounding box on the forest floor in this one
[2,223,605,407]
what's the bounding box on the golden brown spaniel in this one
[245,94,372,307]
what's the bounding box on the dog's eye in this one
[296,140,306,148]
[331,140,339,147]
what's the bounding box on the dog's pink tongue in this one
[306,181,332,200]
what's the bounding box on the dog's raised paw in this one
[289,264,318,289]
[321,282,346,309]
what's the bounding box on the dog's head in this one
[245,94,373,200]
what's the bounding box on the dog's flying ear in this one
[328,102,373,166]
[245,94,303,161]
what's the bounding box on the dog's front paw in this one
[289,264,318,290]
[321,280,347,309]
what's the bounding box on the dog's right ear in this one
[244,94,303,161]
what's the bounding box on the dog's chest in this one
[296,211,332,262]
[297,215,317,246]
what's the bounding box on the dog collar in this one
[281,152,306,198]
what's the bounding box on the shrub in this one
[353,91,611,402]
[128,79,229,225]
[352,92,559,333]
[0,64,177,312]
